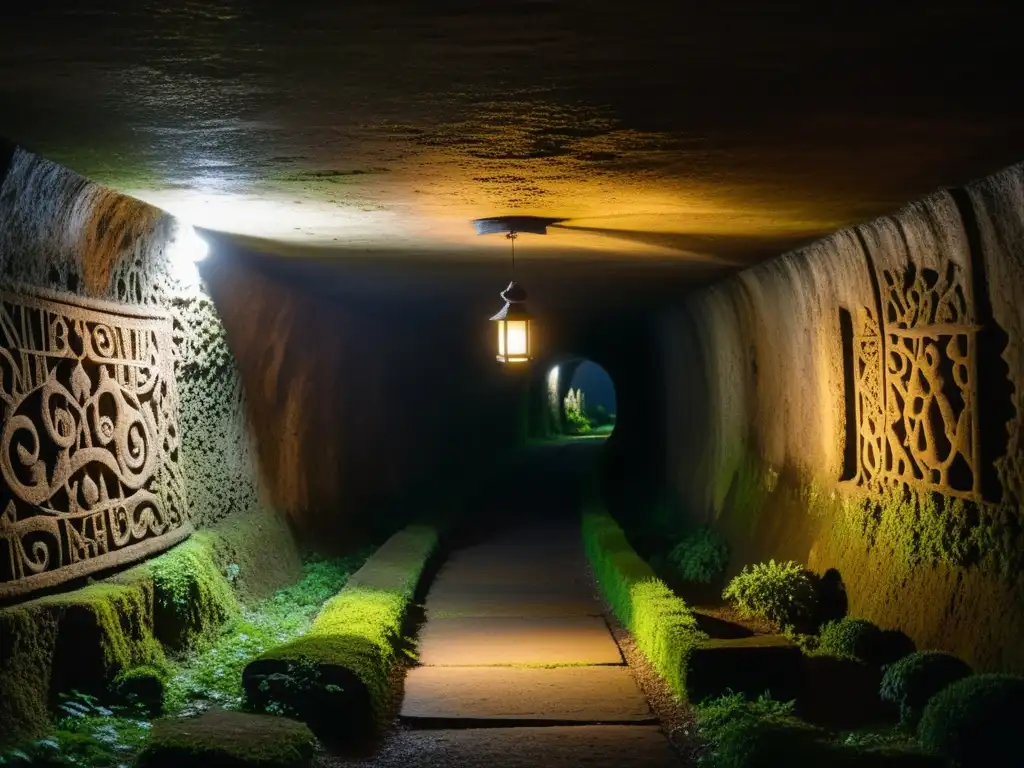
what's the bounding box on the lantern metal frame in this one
[487,230,534,364]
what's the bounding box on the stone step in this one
[418,617,623,666]
[401,665,655,724]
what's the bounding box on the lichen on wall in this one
[660,162,1024,673]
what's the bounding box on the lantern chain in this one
[506,230,518,282]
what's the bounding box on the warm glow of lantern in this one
[495,318,531,363]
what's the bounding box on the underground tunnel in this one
[2,3,1024,767]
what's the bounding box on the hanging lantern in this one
[489,231,534,364]
[491,279,532,363]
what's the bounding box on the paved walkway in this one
[395,518,681,767]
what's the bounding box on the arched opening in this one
[538,357,617,443]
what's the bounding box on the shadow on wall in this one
[198,237,528,550]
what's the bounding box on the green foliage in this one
[695,693,823,767]
[817,618,884,664]
[880,651,973,730]
[668,526,730,584]
[722,560,818,630]
[582,510,707,699]
[593,404,612,426]
[164,549,371,714]
[244,525,438,733]
[918,673,1024,767]
[0,691,152,767]
[563,388,592,434]
[695,695,942,768]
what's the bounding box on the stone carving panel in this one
[0,288,190,599]
[851,261,981,499]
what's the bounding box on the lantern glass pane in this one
[506,319,528,356]
[496,320,506,357]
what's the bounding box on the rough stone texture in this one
[401,666,654,723]
[349,725,680,768]
[425,536,600,618]
[418,616,623,667]
[0,147,286,592]
[660,162,1024,673]
[0,289,191,598]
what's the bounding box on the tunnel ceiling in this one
[1,0,1023,266]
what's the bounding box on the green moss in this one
[715,450,771,535]
[164,549,370,714]
[826,485,1020,580]
[243,525,438,736]
[136,708,315,768]
[582,509,707,699]
[145,533,242,653]
[0,579,165,747]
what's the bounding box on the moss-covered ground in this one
[0,542,370,765]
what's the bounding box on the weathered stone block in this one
[684,635,802,702]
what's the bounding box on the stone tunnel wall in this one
[0,145,294,600]
[198,247,529,548]
[660,162,1024,672]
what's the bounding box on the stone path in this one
[397,519,681,767]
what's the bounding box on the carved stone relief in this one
[850,261,982,499]
[0,288,190,599]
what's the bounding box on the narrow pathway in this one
[394,518,682,767]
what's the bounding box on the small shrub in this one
[668,527,730,585]
[696,694,826,768]
[817,618,884,663]
[564,388,591,434]
[722,560,817,630]
[880,651,972,729]
[918,673,1024,767]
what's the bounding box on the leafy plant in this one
[817,618,884,664]
[722,559,817,630]
[668,526,730,584]
[695,693,823,768]
[563,388,592,434]
[880,651,972,729]
[1,691,152,767]
[918,673,1024,768]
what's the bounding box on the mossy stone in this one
[243,525,438,740]
[113,664,171,716]
[146,533,241,652]
[582,510,707,700]
[135,709,315,768]
[0,577,166,746]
